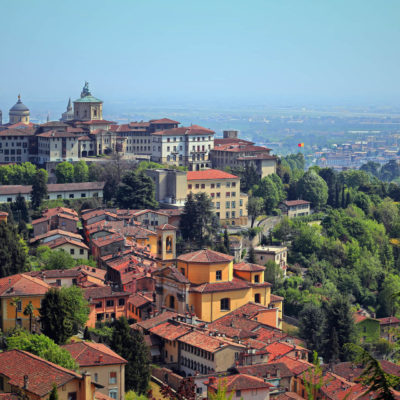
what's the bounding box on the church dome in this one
[10,96,29,113]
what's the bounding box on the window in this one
[216,183,221,188]
[220,298,230,311]
[188,184,192,189]
[236,390,241,397]
[16,300,22,312]
[80,249,84,255]
[69,194,74,199]
[216,192,220,198]
[195,184,199,189]
[255,293,261,303]
[254,274,260,283]
[231,201,236,208]
[226,201,230,208]
[81,193,86,198]
[68,393,77,400]
[211,183,215,188]
[70,248,75,255]
[94,373,98,382]
[216,270,222,280]
[109,371,117,384]
[106,300,114,307]
[95,301,102,308]
[201,184,205,189]
[118,298,125,306]
[109,389,118,400]
[56,279,61,286]
[226,192,230,197]
[216,202,220,209]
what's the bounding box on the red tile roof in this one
[37,130,79,138]
[214,138,254,146]
[205,374,272,391]
[0,274,50,297]
[92,234,125,248]
[156,223,178,231]
[128,293,153,308]
[213,143,271,153]
[234,262,265,272]
[133,311,178,330]
[62,341,127,366]
[283,200,310,206]
[270,355,312,375]
[150,118,180,124]
[190,277,252,294]
[187,169,239,181]
[332,361,400,381]
[177,249,233,263]
[378,316,400,325]
[149,321,191,341]
[237,363,293,379]
[0,349,82,397]
[80,120,115,125]
[275,392,304,400]
[30,229,83,243]
[152,125,214,136]
[45,237,89,250]
[83,286,128,301]
[0,129,34,137]
[43,207,78,217]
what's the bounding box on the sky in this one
[1,0,400,110]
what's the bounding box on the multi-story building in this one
[210,132,277,178]
[253,246,288,274]
[151,124,215,170]
[153,249,282,323]
[37,130,80,163]
[187,169,248,226]
[63,341,127,400]
[279,200,310,218]
[0,128,34,163]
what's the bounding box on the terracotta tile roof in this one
[236,154,277,161]
[95,392,115,400]
[156,223,178,231]
[187,169,239,181]
[0,211,9,216]
[45,182,104,192]
[190,278,251,293]
[214,138,254,146]
[150,118,180,124]
[282,200,310,206]
[128,293,153,308]
[62,341,127,366]
[177,249,233,263]
[0,394,19,400]
[82,209,118,221]
[83,286,128,301]
[213,143,271,153]
[0,349,82,397]
[153,266,190,284]
[30,229,83,243]
[37,130,79,138]
[45,237,89,250]
[120,225,157,238]
[275,392,304,400]
[92,234,125,248]
[205,374,273,391]
[0,274,50,297]
[332,361,400,381]
[152,125,214,136]
[378,316,400,325]
[234,262,265,272]
[27,269,81,279]
[133,311,178,330]
[78,135,92,141]
[149,321,191,341]
[271,355,312,375]
[265,342,296,361]
[178,330,235,353]
[252,326,287,343]
[270,294,284,302]
[73,265,106,281]
[0,129,34,137]
[80,120,115,125]
[237,362,293,379]
[43,207,78,217]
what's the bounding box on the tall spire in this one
[67,98,72,111]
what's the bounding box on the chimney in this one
[23,375,29,389]
[98,354,104,363]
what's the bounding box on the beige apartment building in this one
[280,200,311,218]
[63,341,127,400]
[0,128,34,163]
[37,130,80,163]
[187,169,248,226]
[253,245,287,276]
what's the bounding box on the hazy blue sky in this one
[1,0,400,108]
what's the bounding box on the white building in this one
[0,128,33,163]
[37,130,80,163]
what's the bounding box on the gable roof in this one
[149,321,191,341]
[234,262,265,272]
[30,229,83,244]
[187,169,239,181]
[177,249,233,263]
[0,349,82,397]
[0,274,50,297]
[282,200,310,207]
[62,341,127,367]
[133,311,178,330]
[205,373,273,391]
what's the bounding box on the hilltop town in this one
[1,83,400,400]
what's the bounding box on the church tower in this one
[73,82,103,121]
[9,95,30,124]
[60,98,74,121]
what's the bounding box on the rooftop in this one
[234,262,265,272]
[177,249,233,263]
[205,373,273,392]
[282,200,311,207]
[187,169,239,181]
[62,341,127,367]
[0,274,50,297]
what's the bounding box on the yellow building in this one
[187,169,248,226]
[153,249,282,324]
[0,274,51,332]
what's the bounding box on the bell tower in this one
[156,224,177,262]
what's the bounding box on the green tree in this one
[380,160,400,182]
[12,194,30,223]
[253,176,280,214]
[7,330,78,370]
[39,287,89,344]
[116,171,158,209]
[297,170,328,210]
[83,326,91,341]
[264,260,283,288]
[208,380,234,400]
[31,169,48,209]
[111,317,150,394]
[247,196,264,228]
[378,274,400,317]
[223,229,229,253]
[322,296,355,362]
[35,247,76,270]
[248,245,256,263]
[23,301,34,333]
[360,161,381,178]
[179,192,219,249]
[0,221,27,278]
[303,351,325,400]
[345,344,400,400]
[298,303,325,353]
[55,162,74,183]
[318,168,338,207]
[73,160,89,182]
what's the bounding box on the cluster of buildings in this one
[314,134,400,170]
[0,83,276,177]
